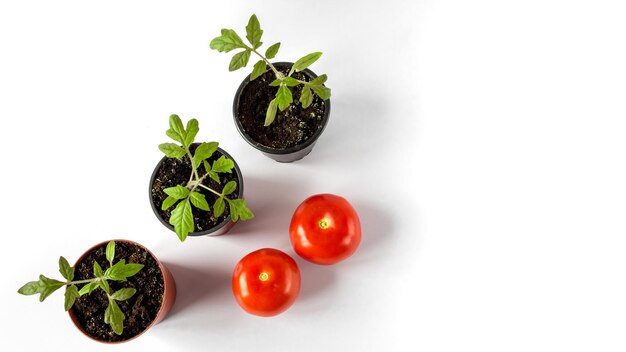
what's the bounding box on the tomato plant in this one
[232,248,301,317]
[289,193,361,265]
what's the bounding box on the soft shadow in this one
[164,262,231,319]
[307,91,390,165]
[229,175,310,238]
[348,199,397,265]
[296,258,336,302]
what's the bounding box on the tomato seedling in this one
[159,114,254,241]
[232,248,301,317]
[210,14,331,126]
[290,194,362,265]
[18,241,143,335]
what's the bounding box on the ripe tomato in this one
[232,248,301,317]
[290,194,361,265]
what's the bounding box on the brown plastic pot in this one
[233,62,331,163]
[68,239,176,344]
[149,145,244,237]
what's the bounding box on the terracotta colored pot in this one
[68,239,176,344]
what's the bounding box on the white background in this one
[1,0,625,351]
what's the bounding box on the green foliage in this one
[276,85,293,111]
[265,42,280,59]
[290,52,322,75]
[265,99,278,126]
[210,14,331,125]
[245,14,263,49]
[59,256,73,281]
[251,60,266,80]
[159,115,254,240]
[64,286,79,311]
[18,241,142,335]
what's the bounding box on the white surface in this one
[1,0,625,351]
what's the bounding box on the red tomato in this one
[232,248,301,317]
[290,194,361,265]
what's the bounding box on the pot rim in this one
[68,239,174,344]
[149,145,244,236]
[232,61,331,156]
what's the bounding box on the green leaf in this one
[213,197,226,217]
[212,156,234,173]
[276,85,293,111]
[310,84,331,100]
[78,282,99,296]
[245,14,263,48]
[167,114,186,144]
[203,160,211,173]
[94,261,103,277]
[310,74,328,85]
[222,181,237,195]
[169,199,194,241]
[194,142,219,163]
[99,277,111,294]
[163,185,190,200]
[158,143,186,159]
[250,60,266,81]
[226,198,254,222]
[111,288,136,301]
[229,50,251,71]
[190,191,210,211]
[59,256,73,281]
[265,42,280,59]
[161,196,178,211]
[210,28,246,53]
[291,52,322,74]
[265,98,278,126]
[300,85,313,108]
[105,260,144,281]
[64,285,80,311]
[209,171,220,183]
[18,280,43,296]
[283,77,300,87]
[18,275,65,301]
[269,79,281,87]
[38,275,65,302]
[106,241,115,266]
[105,299,125,335]
[184,118,199,148]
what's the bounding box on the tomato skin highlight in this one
[232,248,301,317]
[290,194,362,265]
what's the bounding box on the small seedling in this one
[158,114,254,241]
[18,241,143,335]
[210,14,331,126]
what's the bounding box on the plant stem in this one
[185,148,199,183]
[68,278,98,286]
[198,183,223,197]
[250,47,283,79]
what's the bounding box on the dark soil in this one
[237,63,327,149]
[71,241,164,342]
[150,144,239,233]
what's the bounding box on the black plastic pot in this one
[232,62,331,163]
[149,146,244,236]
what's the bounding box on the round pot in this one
[68,239,176,344]
[233,62,331,163]
[149,145,244,236]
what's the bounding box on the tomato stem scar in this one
[318,218,330,229]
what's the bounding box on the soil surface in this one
[71,241,164,342]
[237,63,327,149]
[150,144,239,233]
